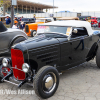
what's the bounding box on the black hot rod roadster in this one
[1,20,100,99]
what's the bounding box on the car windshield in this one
[98,18,100,21]
[79,17,90,20]
[36,19,44,22]
[29,19,35,21]
[91,18,95,19]
[37,25,72,36]
[22,18,29,21]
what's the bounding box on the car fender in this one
[86,42,98,61]
[9,35,27,48]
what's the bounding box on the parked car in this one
[0,16,6,24]
[97,17,100,28]
[91,17,98,27]
[25,18,54,37]
[20,18,35,24]
[1,20,100,99]
[0,21,28,55]
[57,17,79,21]
[78,16,91,23]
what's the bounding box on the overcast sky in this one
[25,0,100,12]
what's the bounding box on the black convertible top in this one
[0,21,7,32]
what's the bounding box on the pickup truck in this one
[91,17,98,27]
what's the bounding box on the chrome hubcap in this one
[33,31,36,36]
[45,76,53,89]
[42,72,57,93]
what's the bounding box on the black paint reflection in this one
[75,37,84,50]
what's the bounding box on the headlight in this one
[2,58,9,67]
[22,63,30,73]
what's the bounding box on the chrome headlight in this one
[2,58,9,67]
[22,63,30,73]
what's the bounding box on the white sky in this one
[25,0,100,12]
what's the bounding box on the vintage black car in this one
[1,20,100,99]
[0,21,28,55]
[21,18,35,24]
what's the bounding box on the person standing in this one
[20,16,23,21]
[14,17,18,23]
[33,14,36,22]
[6,16,11,28]
[12,23,18,29]
[20,21,25,30]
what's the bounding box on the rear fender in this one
[86,42,98,61]
[9,35,27,49]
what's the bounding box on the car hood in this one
[91,19,97,21]
[12,35,60,54]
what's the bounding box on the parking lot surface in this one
[0,58,100,100]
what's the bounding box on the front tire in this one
[34,66,59,99]
[31,30,37,37]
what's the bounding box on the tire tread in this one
[34,66,58,98]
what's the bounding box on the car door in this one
[58,27,73,70]
[69,27,89,67]
[58,38,72,70]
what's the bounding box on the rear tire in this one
[0,77,2,83]
[34,66,59,99]
[96,47,100,68]
[0,60,3,83]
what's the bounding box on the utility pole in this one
[11,0,17,27]
[11,4,14,27]
[53,0,54,14]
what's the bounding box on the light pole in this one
[11,3,14,27]
[53,0,54,14]
[11,0,17,27]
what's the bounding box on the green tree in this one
[0,0,11,15]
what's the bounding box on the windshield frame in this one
[37,25,72,36]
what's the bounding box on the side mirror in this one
[72,29,78,33]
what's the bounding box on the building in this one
[1,0,57,15]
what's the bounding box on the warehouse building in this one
[1,0,57,15]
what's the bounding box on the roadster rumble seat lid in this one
[39,20,93,36]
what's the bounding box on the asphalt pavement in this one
[0,59,100,100]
